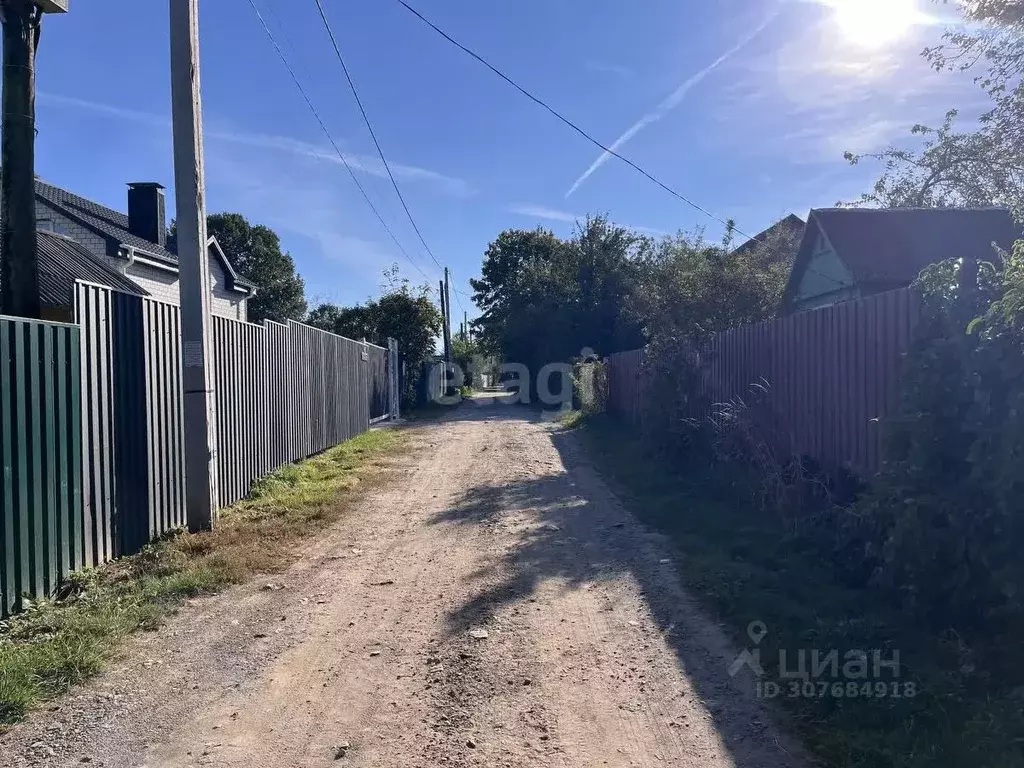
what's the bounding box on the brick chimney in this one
[127,182,167,248]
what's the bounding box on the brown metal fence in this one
[606,348,645,429]
[0,315,83,616]
[606,288,922,476]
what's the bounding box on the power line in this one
[313,0,446,274]
[447,267,467,312]
[392,0,737,234]
[392,0,846,290]
[244,0,435,285]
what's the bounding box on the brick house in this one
[25,177,255,321]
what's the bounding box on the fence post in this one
[388,337,400,421]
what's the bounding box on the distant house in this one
[16,177,256,322]
[733,213,805,262]
[782,207,1020,314]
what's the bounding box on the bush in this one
[571,358,608,415]
[849,248,1024,632]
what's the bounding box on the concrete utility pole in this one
[169,0,218,531]
[0,0,52,318]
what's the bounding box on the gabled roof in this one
[783,207,1020,306]
[37,231,148,306]
[33,177,255,294]
[733,213,805,260]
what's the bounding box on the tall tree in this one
[471,216,644,370]
[169,213,307,323]
[843,110,1024,209]
[845,1,1024,211]
[307,268,443,408]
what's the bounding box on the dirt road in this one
[1,397,803,768]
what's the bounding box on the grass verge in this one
[566,412,1024,768]
[0,427,408,727]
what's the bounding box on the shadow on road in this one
[426,401,801,768]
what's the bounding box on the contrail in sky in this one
[565,11,779,198]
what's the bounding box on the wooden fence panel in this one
[606,288,922,476]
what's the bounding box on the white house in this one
[25,177,255,322]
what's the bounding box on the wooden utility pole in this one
[170,0,218,531]
[443,267,453,359]
[0,0,44,318]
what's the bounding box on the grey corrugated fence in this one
[0,284,398,616]
[0,315,83,616]
[76,283,187,559]
[213,316,389,508]
[606,287,922,476]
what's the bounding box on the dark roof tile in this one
[813,207,1018,284]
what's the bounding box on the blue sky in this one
[34,0,980,316]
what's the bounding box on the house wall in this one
[125,256,248,321]
[793,229,857,312]
[36,199,248,322]
[36,201,110,257]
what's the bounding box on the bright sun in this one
[825,0,930,48]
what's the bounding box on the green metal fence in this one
[0,315,83,616]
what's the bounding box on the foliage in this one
[843,110,1024,210]
[471,216,645,373]
[451,334,493,389]
[627,225,800,452]
[307,266,443,408]
[573,414,1024,768]
[846,247,1024,631]
[169,213,308,324]
[570,358,608,415]
[927,0,1024,149]
[845,1,1024,211]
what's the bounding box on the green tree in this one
[845,1,1024,211]
[471,216,645,371]
[307,268,443,408]
[843,110,1024,209]
[627,225,799,451]
[169,213,308,324]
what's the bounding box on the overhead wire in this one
[244,0,435,285]
[391,0,848,289]
[312,0,448,276]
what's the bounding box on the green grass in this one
[0,427,409,726]
[567,413,1024,768]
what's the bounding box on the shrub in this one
[850,247,1024,632]
[571,358,608,415]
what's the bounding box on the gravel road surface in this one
[1,396,804,768]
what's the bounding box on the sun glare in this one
[825,0,931,48]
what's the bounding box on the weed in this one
[572,414,1024,768]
